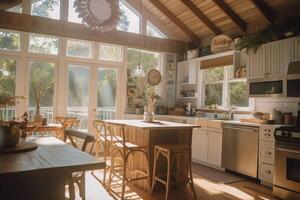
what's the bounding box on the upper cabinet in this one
[246,37,300,79]
[177,60,198,84]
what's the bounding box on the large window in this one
[29,35,59,55]
[118,1,140,34]
[202,66,248,108]
[67,65,90,129]
[126,48,159,111]
[146,21,166,39]
[0,58,17,120]
[29,61,55,122]
[0,30,20,51]
[31,0,60,20]
[99,44,123,62]
[68,0,82,23]
[66,40,92,58]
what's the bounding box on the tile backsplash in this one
[254,98,300,115]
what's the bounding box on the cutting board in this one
[240,118,270,124]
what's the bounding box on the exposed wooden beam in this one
[148,0,200,41]
[180,0,221,35]
[212,0,247,32]
[0,11,185,53]
[251,0,275,24]
[0,0,21,11]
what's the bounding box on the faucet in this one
[228,106,237,120]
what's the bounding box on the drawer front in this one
[259,163,273,183]
[260,126,275,141]
[259,148,274,164]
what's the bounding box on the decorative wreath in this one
[74,0,120,32]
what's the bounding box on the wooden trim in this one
[148,0,200,41]
[212,0,247,32]
[0,0,21,10]
[200,55,233,69]
[251,0,275,24]
[0,11,185,53]
[180,0,221,35]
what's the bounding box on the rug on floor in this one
[192,163,244,184]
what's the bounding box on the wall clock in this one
[74,0,120,32]
[146,69,162,86]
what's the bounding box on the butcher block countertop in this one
[104,120,200,129]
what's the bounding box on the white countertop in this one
[124,114,287,127]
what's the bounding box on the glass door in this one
[67,64,90,129]
[0,57,17,120]
[28,60,55,122]
[95,67,118,120]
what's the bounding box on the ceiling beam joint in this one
[251,0,275,24]
[180,0,221,35]
[212,0,247,32]
[148,0,200,41]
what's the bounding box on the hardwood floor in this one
[77,166,279,200]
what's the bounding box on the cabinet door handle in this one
[266,151,272,155]
[265,170,271,174]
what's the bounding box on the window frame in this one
[30,0,61,20]
[66,38,94,59]
[201,65,249,110]
[118,0,141,34]
[99,43,123,62]
[0,29,21,52]
[28,33,60,56]
[146,21,167,39]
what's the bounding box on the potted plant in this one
[0,90,25,149]
[31,72,53,122]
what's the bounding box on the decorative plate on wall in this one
[74,0,120,32]
[146,69,162,86]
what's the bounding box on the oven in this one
[274,140,300,199]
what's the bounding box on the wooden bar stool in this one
[151,145,197,200]
[92,119,119,186]
[106,122,150,200]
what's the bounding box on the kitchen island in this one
[104,120,200,191]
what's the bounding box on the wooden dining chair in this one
[64,129,96,200]
[55,116,79,139]
[106,122,150,200]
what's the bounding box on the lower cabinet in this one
[192,128,223,167]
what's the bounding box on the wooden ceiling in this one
[142,0,300,43]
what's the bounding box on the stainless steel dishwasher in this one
[222,124,259,178]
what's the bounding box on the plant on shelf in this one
[235,18,300,53]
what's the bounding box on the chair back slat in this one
[64,129,95,152]
[106,122,126,147]
[93,120,106,140]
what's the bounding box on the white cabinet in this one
[207,131,222,166]
[258,125,276,186]
[192,120,223,168]
[246,37,300,79]
[177,60,198,84]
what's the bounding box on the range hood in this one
[287,61,300,75]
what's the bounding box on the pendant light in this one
[133,0,145,78]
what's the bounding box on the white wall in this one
[254,98,300,115]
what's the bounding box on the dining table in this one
[0,136,105,200]
[104,119,200,191]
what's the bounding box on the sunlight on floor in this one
[193,178,255,200]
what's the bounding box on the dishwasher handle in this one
[223,125,259,133]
